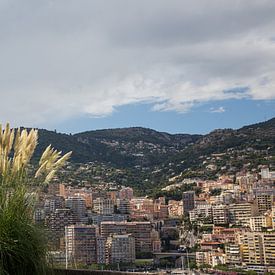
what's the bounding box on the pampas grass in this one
[0,123,71,275]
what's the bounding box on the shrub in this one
[0,124,71,275]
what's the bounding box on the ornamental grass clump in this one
[0,123,71,275]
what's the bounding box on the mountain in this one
[163,118,275,181]
[31,118,275,193]
[34,127,201,167]
[74,127,201,167]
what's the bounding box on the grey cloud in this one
[0,0,275,127]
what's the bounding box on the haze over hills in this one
[30,117,275,193]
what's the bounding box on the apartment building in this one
[225,243,241,265]
[212,204,229,225]
[189,204,213,223]
[168,200,183,218]
[48,183,66,197]
[229,202,257,226]
[100,221,154,253]
[106,234,135,264]
[272,205,275,230]
[119,187,134,200]
[45,208,76,249]
[117,199,131,214]
[65,196,87,222]
[249,214,272,232]
[65,225,97,265]
[182,191,195,214]
[96,236,107,264]
[93,198,114,215]
[240,232,275,266]
[44,195,65,215]
[256,192,274,214]
[196,251,226,267]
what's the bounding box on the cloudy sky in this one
[0,0,275,134]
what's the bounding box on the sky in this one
[0,0,275,134]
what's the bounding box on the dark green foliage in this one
[151,183,197,201]
[136,252,153,259]
[0,187,49,275]
[23,117,275,194]
[210,188,222,196]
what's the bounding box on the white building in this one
[212,204,229,225]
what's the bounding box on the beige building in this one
[249,214,272,232]
[189,204,212,223]
[225,243,241,265]
[212,204,229,225]
[196,251,226,267]
[168,200,183,217]
[256,193,273,214]
[272,204,275,230]
[229,202,257,226]
[240,232,275,266]
[100,221,154,253]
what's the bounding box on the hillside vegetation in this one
[30,118,275,193]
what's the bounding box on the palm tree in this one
[0,124,71,275]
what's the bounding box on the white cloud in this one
[210,107,226,113]
[0,0,275,127]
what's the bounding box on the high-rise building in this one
[100,221,154,253]
[44,195,65,215]
[225,243,241,265]
[229,202,257,226]
[96,236,107,264]
[106,234,135,264]
[261,168,270,180]
[65,225,97,265]
[256,193,274,214]
[107,191,118,205]
[117,199,131,214]
[48,183,66,197]
[119,187,134,200]
[90,214,127,226]
[34,208,45,223]
[151,229,161,253]
[65,196,87,222]
[212,204,229,225]
[240,232,275,266]
[182,191,195,214]
[45,208,76,249]
[189,204,213,223]
[249,214,272,232]
[272,204,275,230]
[93,198,114,215]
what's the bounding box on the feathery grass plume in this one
[0,123,71,274]
[35,146,72,183]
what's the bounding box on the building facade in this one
[65,225,97,265]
